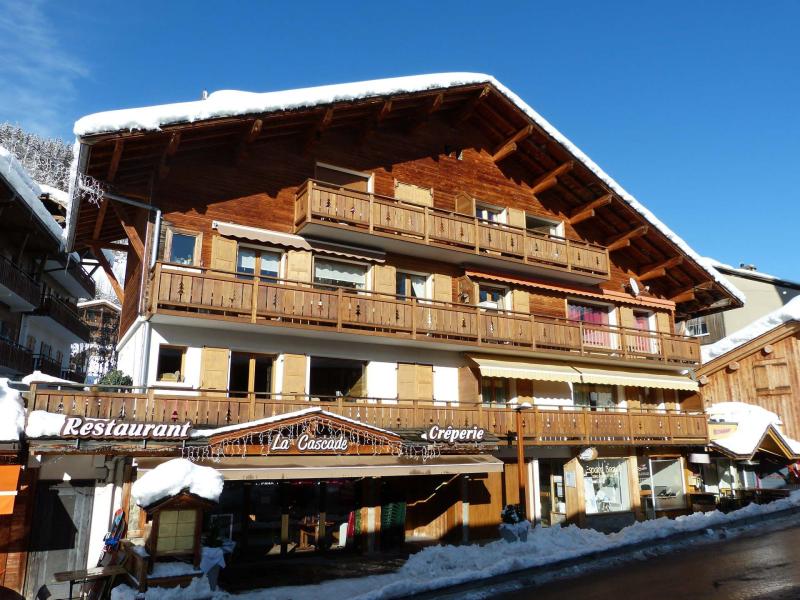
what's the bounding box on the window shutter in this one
[282,354,307,396]
[507,208,525,229]
[753,364,770,391]
[655,311,672,334]
[158,220,172,260]
[511,289,530,314]
[200,348,230,391]
[349,367,367,398]
[416,365,433,400]
[619,306,636,329]
[286,250,312,282]
[394,180,433,207]
[433,274,452,303]
[455,192,474,215]
[372,264,396,295]
[769,362,790,389]
[210,235,237,273]
[397,363,416,400]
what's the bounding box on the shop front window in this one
[647,458,686,511]
[582,458,631,514]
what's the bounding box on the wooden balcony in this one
[35,296,91,342]
[34,353,63,378]
[0,338,33,375]
[294,180,611,283]
[0,253,41,310]
[148,262,701,367]
[27,385,708,446]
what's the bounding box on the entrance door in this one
[24,481,95,600]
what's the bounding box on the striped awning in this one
[468,355,697,391]
[212,221,385,262]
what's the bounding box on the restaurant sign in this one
[61,417,192,440]
[424,425,486,444]
[268,433,349,453]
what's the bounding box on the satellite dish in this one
[629,278,640,297]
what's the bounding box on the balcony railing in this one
[35,296,91,341]
[0,254,41,308]
[28,384,709,446]
[0,338,33,375]
[148,262,701,366]
[33,353,62,378]
[294,180,611,280]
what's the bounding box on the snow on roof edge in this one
[71,73,745,304]
[0,145,64,243]
[705,257,800,288]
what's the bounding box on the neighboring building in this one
[0,145,94,381]
[680,260,800,345]
[17,74,746,592]
[71,298,121,383]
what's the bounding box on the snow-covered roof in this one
[77,298,121,311]
[37,182,70,208]
[191,406,397,438]
[705,257,800,288]
[132,458,223,508]
[702,295,800,363]
[72,73,744,305]
[708,402,800,458]
[0,145,64,242]
[0,379,26,442]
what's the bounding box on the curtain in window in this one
[410,275,426,298]
[314,260,366,289]
[569,303,612,348]
[259,252,280,278]
[237,249,256,275]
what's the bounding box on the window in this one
[475,202,506,224]
[26,335,36,351]
[310,357,366,398]
[478,285,507,310]
[39,342,52,357]
[396,271,429,299]
[236,247,281,279]
[629,309,656,354]
[229,352,273,399]
[685,319,709,337]
[157,346,186,382]
[481,377,509,405]
[582,458,631,514]
[314,259,367,290]
[526,214,563,237]
[574,383,617,410]
[166,229,200,265]
[568,301,615,349]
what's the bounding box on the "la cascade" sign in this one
[268,433,349,453]
[61,417,192,440]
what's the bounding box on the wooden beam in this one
[304,108,335,153]
[406,93,445,133]
[89,240,129,251]
[92,199,109,240]
[159,132,181,179]
[669,280,714,300]
[638,256,684,281]
[568,193,613,224]
[607,225,649,252]
[530,161,574,195]
[107,140,124,182]
[110,201,144,259]
[358,99,392,145]
[492,125,533,162]
[91,244,124,304]
[454,85,491,124]
[377,99,393,123]
[234,120,261,163]
[671,290,695,304]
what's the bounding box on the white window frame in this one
[478,284,510,311]
[315,161,374,193]
[526,213,565,238]
[236,243,285,279]
[475,201,507,225]
[394,268,432,300]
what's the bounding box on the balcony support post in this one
[336,288,344,332]
[515,407,528,519]
[250,275,259,324]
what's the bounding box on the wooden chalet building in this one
[15,73,746,592]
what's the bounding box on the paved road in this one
[496,522,800,600]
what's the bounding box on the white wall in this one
[366,362,397,399]
[433,366,459,403]
[19,315,74,372]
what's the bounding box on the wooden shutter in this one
[210,235,237,273]
[397,363,416,401]
[394,180,433,207]
[286,250,312,282]
[372,264,397,295]
[507,208,525,229]
[458,366,480,403]
[416,365,433,400]
[655,311,672,334]
[433,274,452,303]
[158,220,172,260]
[349,366,367,398]
[455,192,474,215]
[619,306,636,329]
[512,289,530,313]
[754,360,790,392]
[282,354,307,396]
[200,348,229,392]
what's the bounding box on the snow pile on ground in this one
[71,74,743,304]
[0,145,64,242]
[707,401,800,457]
[702,296,800,363]
[132,458,224,508]
[110,491,800,600]
[111,575,214,600]
[21,371,79,386]
[0,379,25,441]
[25,411,67,438]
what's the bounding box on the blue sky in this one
[2,1,797,279]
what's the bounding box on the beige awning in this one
[212,221,384,263]
[468,355,582,383]
[576,366,698,391]
[136,454,502,480]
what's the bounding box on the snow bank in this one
[131,458,224,508]
[0,379,25,441]
[72,74,744,304]
[111,575,213,600]
[0,145,64,242]
[21,371,79,386]
[707,401,800,457]
[702,295,800,363]
[25,411,67,438]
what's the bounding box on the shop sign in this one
[424,425,486,444]
[268,433,349,453]
[579,447,598,461]
[61,417,192,440]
